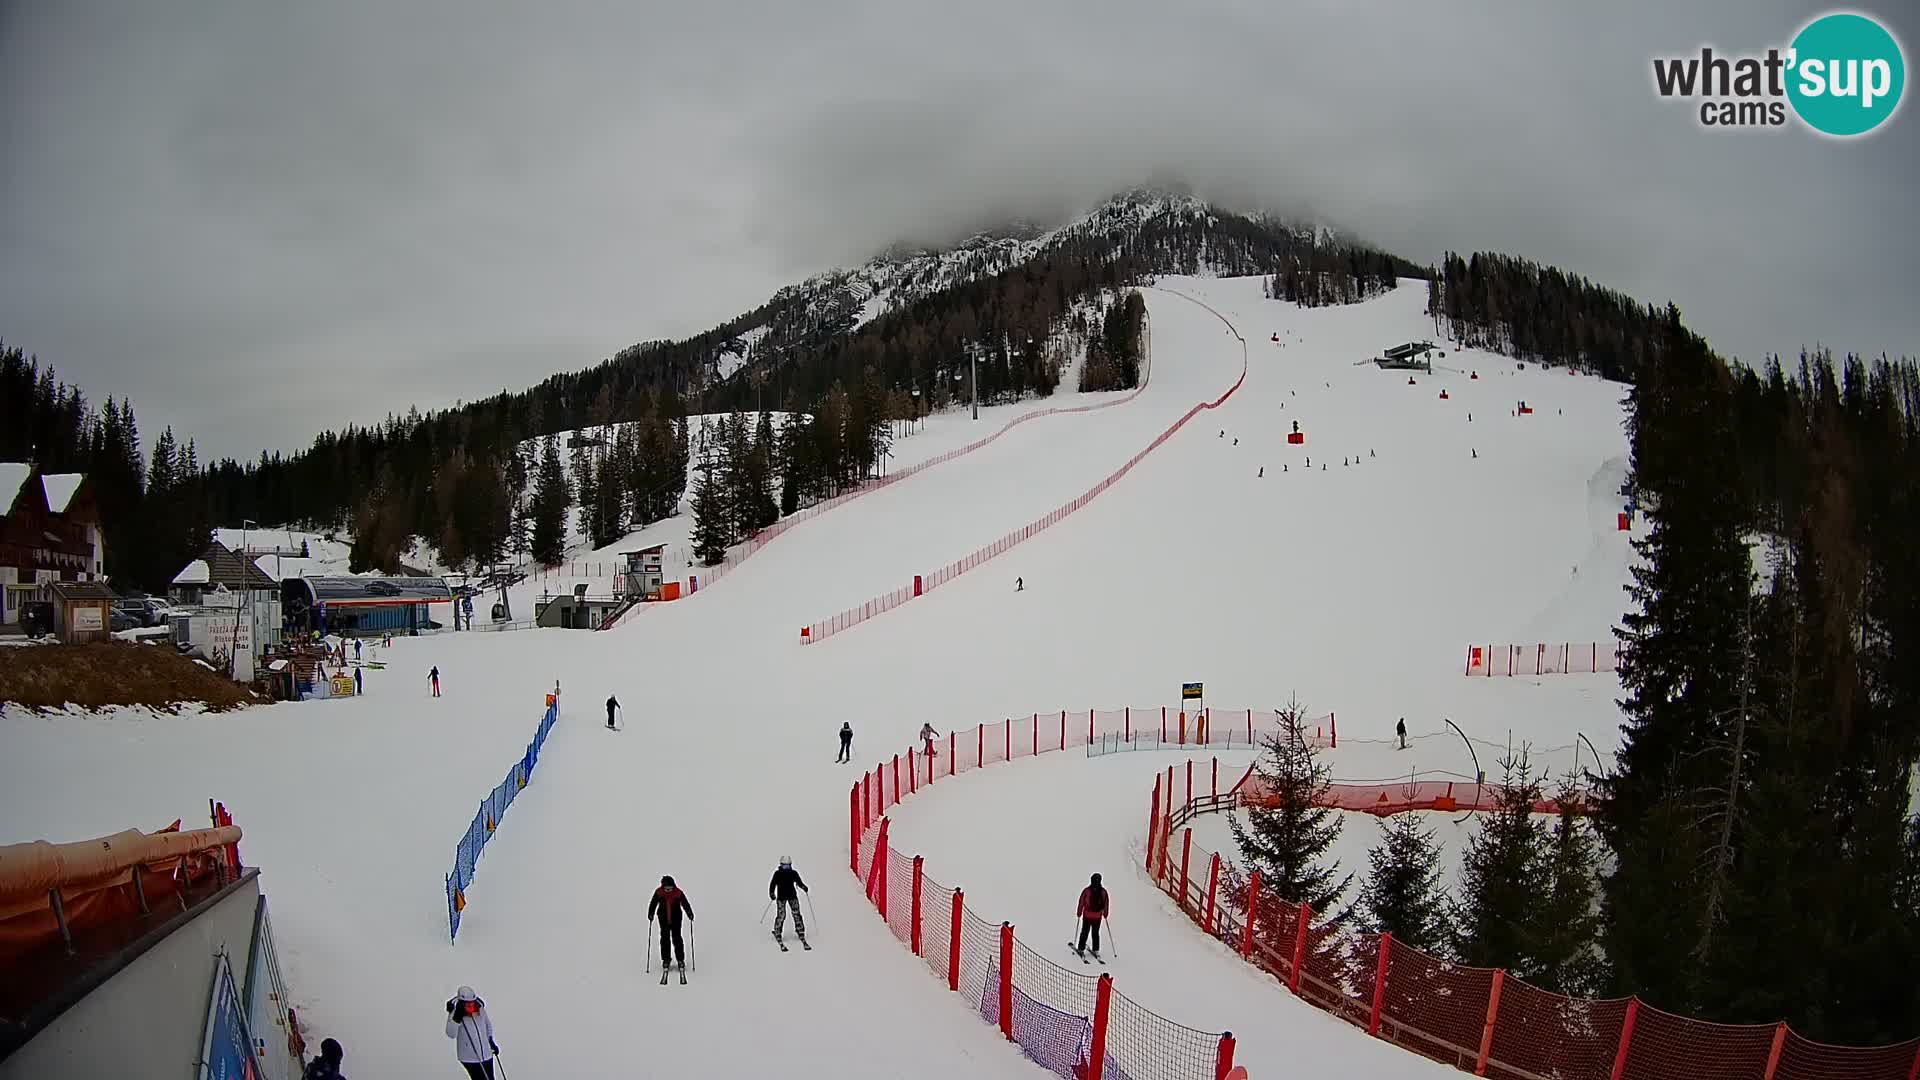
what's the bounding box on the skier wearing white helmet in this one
[444,985,499,1079]
[769,856,810,950]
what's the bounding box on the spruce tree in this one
[688,457,729,566]
[1228,700,1352,913]
[529,436,570,566]
[1357,812,1450,953]
[1531,780,1604,994]
[1452,754,1547,975]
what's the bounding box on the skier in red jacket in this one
[1076,873,1110,958]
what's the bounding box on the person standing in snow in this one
[429,666,441,698]
[304,1037,346,1080]
[769,857,809,945]
[606,694,620,730]
[1076,873,1110,957]
[837,722,854,763]
[919,722,939,760]
[649,875,694,972]
[1015,576,1024,592]
[1396,718,1407,750]
[353,666,362,695]
[444,986,499,1079]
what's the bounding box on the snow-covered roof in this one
[253,555,327,581]
[173,559,211,585]
[0,463,31,510]
[41,473,83,512]
[214,526,306,553]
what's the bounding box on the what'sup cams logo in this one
[1652,11,1905,137]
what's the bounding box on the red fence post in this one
[1475,969,1505,1076]
[849,785,860,873]
[878,831,891,922]
[1289,902,1310,994]
[1369,932,1392,1037]
[1180,829,1193,912]
[1032,714,1038,757]
[1609,999,1640,1080]
[1240,870,1261,957]
[949,731,956,776]
[910,856,925,956]
[1760,1022,1787,1080]
[908,747,917,794]
[865,818,890,905]
[1146,775,1162,875]
[1088,709,1095,746]
[1162,706,1167,742]
[1212,757,1219,800]
[1909,1042,1920,1080]
[1215,1033,1237,1080]
[892,754,901,804]
[1125,707,1131,741]
[1179,710,1187,745]
[948,888,964,991]
[1331,711,1337,748]
[1006,720,1012,763]
[1059,710,1066,751]
[977,723,984,768]
[1088,974,1113,1080]
[1204,853,1221,933]
[998,923,1015,1041]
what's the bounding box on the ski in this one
[659,969,669,986]
[678,967,688,985]
[1068,944,1089,964]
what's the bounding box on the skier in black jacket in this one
[837,722,854,763]
[648,876,694,973]
[769,856,809,945]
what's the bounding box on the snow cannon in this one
[1439,390,1450,400]
[1287,420,1305,446]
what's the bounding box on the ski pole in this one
[690,920,697,972]
[645,917,653,972]
[805,891,818,937]
[494,1052,509,1080]
[759,899,772,925]
[1105,918,1119,960]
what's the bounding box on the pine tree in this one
[688,456,730,566]
[1229,700,1352,913]
[1357,812,1450,953]
[530,436,570,566]
[572,441,598,545]
[1531,780,1604,994]
[1452,754,1547,975]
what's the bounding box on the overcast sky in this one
[3,1,1915,459]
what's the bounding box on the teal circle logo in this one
[1787,12,1905,136]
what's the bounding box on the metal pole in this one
[971,346,978,421]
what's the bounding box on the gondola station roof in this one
[285,576,452,607]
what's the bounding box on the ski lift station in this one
[281,576,453,635]
[1375,340,1437,371]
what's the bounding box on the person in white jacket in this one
[444,986,499,1079]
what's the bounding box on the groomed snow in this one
[0,276,1636,1078]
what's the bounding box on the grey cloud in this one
[2,0,1914,459]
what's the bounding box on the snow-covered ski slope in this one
[0,276,1636,1078]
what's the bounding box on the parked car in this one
[109,608,139,632]
[113,598,158,627]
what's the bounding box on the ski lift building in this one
[282,576,452,635]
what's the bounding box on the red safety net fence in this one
[849,714,1242,1080]
[1146,768,1920,1080]
[804,311,1248,646]
[1466,642,1621,677]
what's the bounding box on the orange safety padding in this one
[0,826,241,920]
[661,581,682,601]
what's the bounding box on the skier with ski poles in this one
[837,722,854,763]
[769,856,810,950]
[606,694,620,730]
[919,722,939,762]
[1075,873,1110,960]
[648,876,694,984]
[444,986,500,1079]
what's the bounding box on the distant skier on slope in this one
[1015,576,1024,592]
[1076,874,1110,958]
[769,857,810,947]
[920,722,939,760]
[606,694,620,730]
[1396,718,1407,750]
[429,666,441,698]
[649,876,694,980]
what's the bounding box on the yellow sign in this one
[1181,682,1203,700]
[331,675,356,696]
